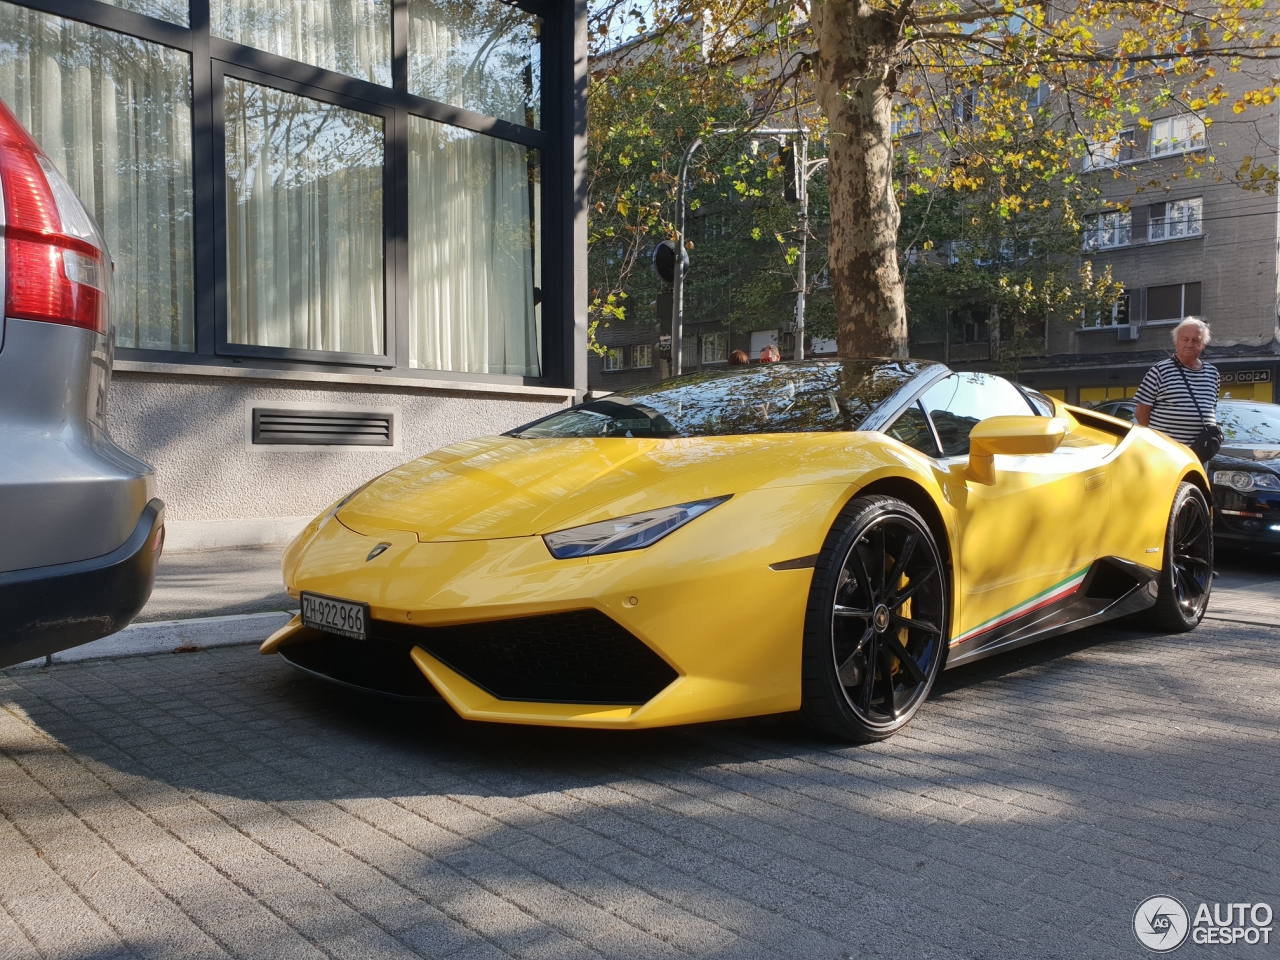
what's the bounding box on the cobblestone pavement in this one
[3,611,1278,960]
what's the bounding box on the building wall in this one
[969,89,1280,402]
[109,371,569,548]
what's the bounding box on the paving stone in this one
[3,607,1279,960]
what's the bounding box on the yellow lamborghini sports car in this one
[262,360,1212,741]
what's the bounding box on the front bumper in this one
[0,499,165,667]
[1213,487,1280,544]
[265,488,836,728]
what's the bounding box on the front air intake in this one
[372,610,679,704]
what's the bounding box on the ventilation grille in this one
[252,408,393,446]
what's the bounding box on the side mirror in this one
[964,416,1067,485]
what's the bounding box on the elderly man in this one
[1134,317,1220,457]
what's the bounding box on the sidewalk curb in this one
[6,610,298,670]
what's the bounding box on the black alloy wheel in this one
[1150,481,1213,632]
[801,495,949,742]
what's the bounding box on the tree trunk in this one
[813,0,908,358]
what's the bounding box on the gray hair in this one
[1172,316,1211,345]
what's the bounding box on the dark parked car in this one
[1094,397,1280,548]
[0,99,164,668]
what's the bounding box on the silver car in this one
[0,99,163,667]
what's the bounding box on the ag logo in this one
[1134,896,1190,952]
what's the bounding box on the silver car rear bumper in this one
[0,497,164,667]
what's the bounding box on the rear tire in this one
[1149,482,1213,632]
[800,496,949,742]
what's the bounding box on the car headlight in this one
[1213,470,1280,493]
[543,496,731,559]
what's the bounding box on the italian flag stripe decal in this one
[950,565,1091,647]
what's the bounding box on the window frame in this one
[1149,113,1206,159]
[1080,291,1131,330]
[1084,209,1132,250]
[1083,128,1136,170]
[18,0,574,390]
[212,62,398,367]
[1148,197,1203,242]
[1145,282,1202,325]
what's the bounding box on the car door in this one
[916,374,1114,657]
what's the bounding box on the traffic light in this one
[780,143,799,203]
[651,239,688,285]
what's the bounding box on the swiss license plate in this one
[301,592,368,640]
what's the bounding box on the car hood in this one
[336,432,880,541]
[1218,442,1280,463]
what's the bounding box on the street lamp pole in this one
[794,151,828,361]
[671,127,809,375]
[671,137,703,376]
[794,136,809,361]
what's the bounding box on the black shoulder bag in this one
[1174,362,1224,462]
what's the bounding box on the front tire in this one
[1149,481,1213,632]
[801,496,949,742]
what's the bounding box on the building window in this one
[0,0,570,388]
[602,348,624,372]
[1083,128,1137,170]
[1084,210,1132,250]
[1150,114,1205,157]
[702,331,727,364]
[213,0,392,87]
[407,0,540,128]
[1149,198,1202,241]
[632,344,652,369]
[407,117,541,376]
[892,103,921,137]
[951,87,978,123]
[224,79,386,356]
[1147,282,1201,323]
[1082,292,1131,329]
[0,2,195,351]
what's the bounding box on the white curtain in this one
[407,0,539,126]
[408,116,540,376]
[213,0,391,86]
[225,79,384,355]
[0,1,195,351]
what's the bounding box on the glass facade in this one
[407,116,540,375]
[0,1,195,351]
[213,0,392,86]
[407,0,540,127]
[0,0,553,380]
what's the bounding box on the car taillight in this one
[0,99,109,334]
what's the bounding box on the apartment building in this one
[932,97,1280,406]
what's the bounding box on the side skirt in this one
[944,558,1159,670]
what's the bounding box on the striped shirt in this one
[1135,358,1220,444]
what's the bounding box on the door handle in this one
[1085,472,1107,491]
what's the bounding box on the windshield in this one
[511,360,936,439]
[1218,402,1280,444]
